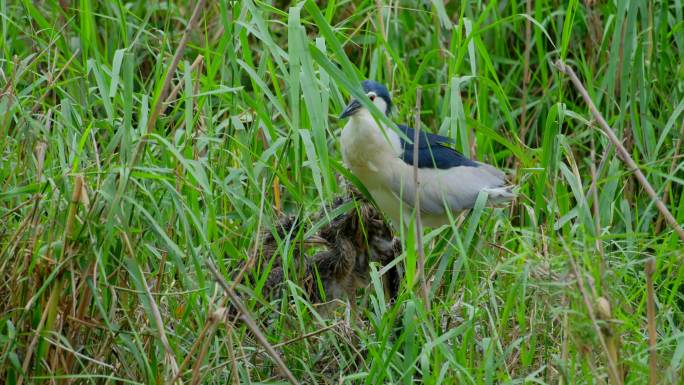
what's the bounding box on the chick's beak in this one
[339,99,362,119]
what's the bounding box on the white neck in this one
[342,111,401,161]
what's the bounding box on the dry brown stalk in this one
[596,296,621,385]
[565,242,622,385]
[164,54,205,108]
[210,320,344,372]
[31,49,81,115]
[411,87,430,310]
[139,264,183,384]
[555,60,684,242]
[131,0,207,165]
[206,260,300,385]
[16,302,50,385]
[225,322,241,384]
[190,322,219,385]
[168,296,229,385]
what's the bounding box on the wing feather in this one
[387,163,511,216]
[397,124,479,169]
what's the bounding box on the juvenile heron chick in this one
[339,80,515,228]
[307,194,400,304]
[253,191,400,306]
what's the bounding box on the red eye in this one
[370,95,376,101]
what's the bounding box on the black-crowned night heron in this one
[339,80,514,228]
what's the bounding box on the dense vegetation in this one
[1,0,683,383]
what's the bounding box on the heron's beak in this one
[339,99,362,119]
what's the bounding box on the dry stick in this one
[412,88,430,310]
[0,198,34,282]
[2,140,51,262]
[555,61,684,242]
[193,57,207,159]
[566,250,622,385]
[156,54,205,296]
[54,174,84,385]
[205,260,300,385]
[234,334,253,381]
[31,49,81,115]
[225,322,241,385]
[106,9,206,375]
[16,302,51,385]
[111,1,206,264]
[182,297,230,385]
[0,20,72,97]
[43,337,114,370]
[168,297,228,385]
[559,293,570,385]
[595,296,621,385]
[51,318,64,378]
[130,0,207,165]
[170,316,217,382]
[230,321,343,363]
[645,258,658,385]
[0,199,33,221]
[163,54,205,109]
[64,267,97,379]
[511,0,533,186]
[123,234,177,382]
[9,174,79,383]
[190,322,219,385]
[1,209,32,264]
[226,322,240,385]
[209,320,343,372]
[135,265,183,384]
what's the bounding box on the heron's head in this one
[339,80,392,119]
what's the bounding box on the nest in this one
[249,188,401,308]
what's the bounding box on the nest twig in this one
[247,187,401,308]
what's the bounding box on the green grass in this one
[2,0,684,384]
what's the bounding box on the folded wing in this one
[389,124,514,217]
[397,124,479,169]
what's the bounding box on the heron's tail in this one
[482,185,516,204]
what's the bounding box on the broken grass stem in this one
[554,60,684,242]
[205,259,300,385]
[412,87,430,310]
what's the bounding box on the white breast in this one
[340,112,411,226]
[340,111,401,190]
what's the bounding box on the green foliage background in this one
[1,0,683,383]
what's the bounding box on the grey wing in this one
[385,169,447,215]
[387,162,511,215]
